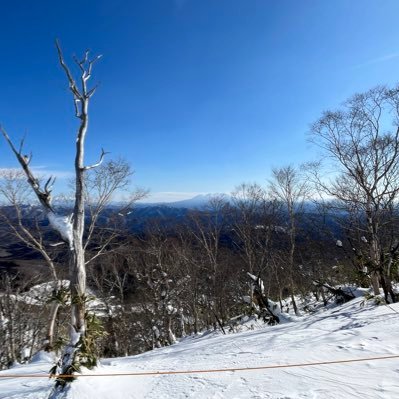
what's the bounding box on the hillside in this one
[1,293,398,398]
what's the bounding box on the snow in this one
[30,351,57,364]
[20,281,69,305]
[47,212,74,249]
[9,281,106,314]
[166,304,177,314]
[1,296,399,398]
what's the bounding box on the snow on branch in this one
[0,126,54,212]
[55,39,102,106]
[55,40,82,102]
[83,148,109,170]
[47,213,74,249]
[0,126,75,248]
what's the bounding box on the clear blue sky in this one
[1,0,399,201]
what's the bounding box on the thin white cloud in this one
[0,166,73,180]
[32,168,74,180]
[352,53,399,69]
[139,191,205,203]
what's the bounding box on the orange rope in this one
[0,354,398,379]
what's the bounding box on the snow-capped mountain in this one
[137,193,230,209]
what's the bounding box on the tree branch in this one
[55,39,83,101]
[83,148,108,170]
[0,126,54,212]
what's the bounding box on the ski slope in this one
[1,295,399,398]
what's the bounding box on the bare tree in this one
[268,165,310,315]
[0,169,66,352]
[0,273,50,369]
[0,160,141,354]
[188,195,230,329]
[231,183,277,307]
[83,158,146,265]
[310,85,399,302]
[1,41,105,386]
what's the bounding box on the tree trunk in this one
[291,291,298,315]
[44,302,60,352]
[69,248,86,336]
[370,273,381,296]
[368,213,381,295]
[380,273,395,303]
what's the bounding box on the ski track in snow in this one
[1,297,399,398]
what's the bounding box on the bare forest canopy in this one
[1,44,399,391]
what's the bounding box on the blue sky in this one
[1,0,399,202]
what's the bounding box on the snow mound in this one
[30,351,56,364]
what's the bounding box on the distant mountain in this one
[139,193,231,209]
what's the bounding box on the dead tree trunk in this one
[53,42,104,389]
[1,41,104,392]
[314,281,355,304]
[248,273,280,324]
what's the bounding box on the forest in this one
[1,46,399,396]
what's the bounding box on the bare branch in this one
[87,54,102,77]
[0,126,53,211]
[49,241,67,247]
[86,83,100,98]
[44,176,56,194]
[83,148,109,171]
[18,134,26,154]
[73,51,89,73]
[55,39,83,100]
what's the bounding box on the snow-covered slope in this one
[1,296,399,398]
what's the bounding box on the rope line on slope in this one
[0,354,398,379]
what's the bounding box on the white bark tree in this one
[268,165,310,315]
[0,169,64,352]
[1,41,105,388]
[231,183,277,307]
[310,86,399,303]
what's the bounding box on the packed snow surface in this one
[1,296,399,398]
